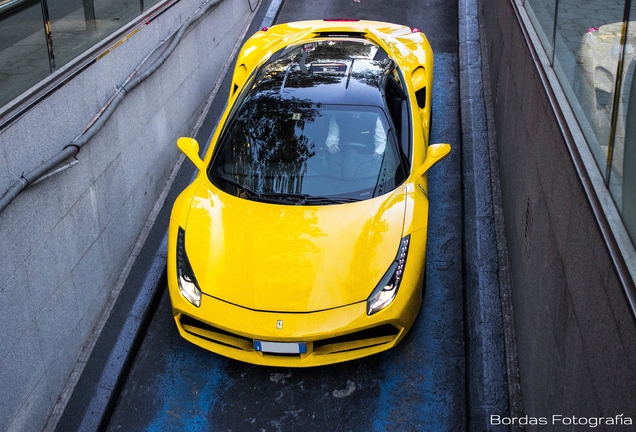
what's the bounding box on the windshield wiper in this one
[253,192,359,205]
[298,195,360,205]
[216,176,281,203]
[215,177,360,205]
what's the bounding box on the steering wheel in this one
[338,141,375,155]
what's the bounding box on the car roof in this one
[249,38,392,107]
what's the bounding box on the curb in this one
[458,0,521,430]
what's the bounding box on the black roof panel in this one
[250,39,392,107]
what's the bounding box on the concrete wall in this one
[478,0,636,423]
[0,0,254,429]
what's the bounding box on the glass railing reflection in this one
[0,0,163,110]
[521,0,636,248]
[0,2,51,108]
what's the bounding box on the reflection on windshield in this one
[208,100,406,204]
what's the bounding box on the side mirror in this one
[416,143,451,176]
[177,137,204,170]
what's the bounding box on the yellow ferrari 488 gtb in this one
[167,20,451,367]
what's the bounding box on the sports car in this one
[167,19,451,367]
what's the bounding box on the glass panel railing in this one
[142,0,160,11]
[612,10,636,245]
[0,0,163,112]
[47,0,142,67]
[0,2,51,108]
[552,0,626,176]
[525,0,557,55]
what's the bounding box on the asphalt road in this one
[104,0,466,430]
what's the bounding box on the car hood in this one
[184,183,407,312]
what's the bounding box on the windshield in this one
[208,98,407,205]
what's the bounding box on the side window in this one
[384,69,411,161]
[391,69,404,90]
[385,75,405,128]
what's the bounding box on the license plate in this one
[253,340,307,354]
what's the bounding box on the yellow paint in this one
[96,28,141,61]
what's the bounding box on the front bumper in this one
[168,280,422,367]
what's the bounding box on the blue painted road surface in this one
[105,0,469,430]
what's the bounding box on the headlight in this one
[367,235,410,315]
[176,227,202,307]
